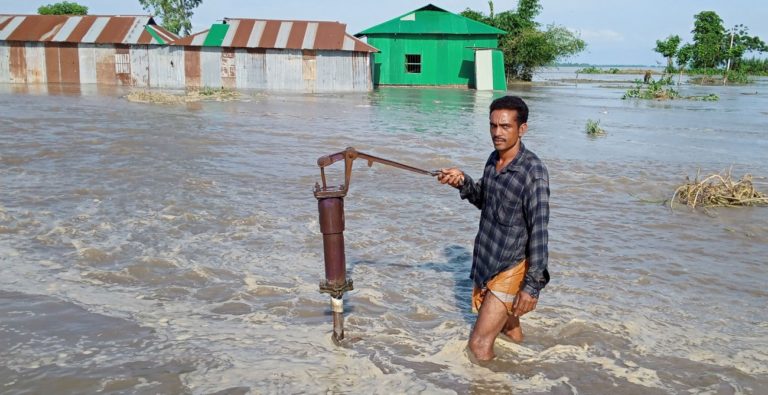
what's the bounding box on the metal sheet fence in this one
[0,42,373,91]
[0,43,9,82]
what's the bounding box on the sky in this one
[2,0,766,65]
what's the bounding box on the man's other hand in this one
[438,168,464,188]
[511,291,537,317]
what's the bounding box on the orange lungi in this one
[472,259,529,314]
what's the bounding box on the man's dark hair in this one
[489,95,528,125]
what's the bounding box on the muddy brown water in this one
[2,69,767,394]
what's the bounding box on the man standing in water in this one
[438,95,550,361]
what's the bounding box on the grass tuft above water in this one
[585,119,606,136]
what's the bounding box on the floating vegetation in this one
[622,77,680,100]
[687,93,720,101]
[672,169,768,209]
[622,77,719,101]
[126,88,241,104]
[585,119,606,136]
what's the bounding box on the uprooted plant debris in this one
[126,88,241,104]
[672,170,768,209]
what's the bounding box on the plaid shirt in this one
[459,142,550,298]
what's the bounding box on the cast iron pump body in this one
[313,147,437,343]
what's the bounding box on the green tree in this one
[461,0,585,81]
[38,1,88,15]
[691,11,726,68]
[654,34,681,73]
[138,0,202,36]
[723,24,767,71]
[675,44,693,85]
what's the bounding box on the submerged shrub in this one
[622,79,680,100]
[585,119,606,136]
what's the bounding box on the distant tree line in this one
[654,11,767,76]
[461,0,586,81]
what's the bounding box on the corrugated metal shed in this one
[0,15,178,45]
[171,19,377,52]
[1,14,375,92]
[356,4,505,36]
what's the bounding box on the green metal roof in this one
[356,4,505,36]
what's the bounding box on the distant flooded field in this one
[1,70,767,394]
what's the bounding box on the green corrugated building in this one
[356,4,506,90]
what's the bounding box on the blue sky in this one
[2,1,766,65]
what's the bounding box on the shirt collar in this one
[493,142,527,174]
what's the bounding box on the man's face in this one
[489,109,527,153]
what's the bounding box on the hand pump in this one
[313,147,438,343]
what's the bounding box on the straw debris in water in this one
[126,88,241,104]
[672,170,768,209]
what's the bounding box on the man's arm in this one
[522,174,550,299]
[512,173,550,316]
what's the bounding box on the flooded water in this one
[1,68,767,394]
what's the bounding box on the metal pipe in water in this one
[317,196,352,342]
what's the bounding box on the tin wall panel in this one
[235,48,266,89]
[317,51,351,91]
[220,48,236,89]
[25,42,46,83]
[113,45,131,85]
[94,44,117,85]
[265,49,302,91]
[184,46,201,88]
[130,45,150,87]
[148,45,184,88]
[77,43,96,84]
[0,43,10,83]
[9,42,26,83]
[302,50,316,92]
[314,51,372,92]
[199,47,222,88]
[59,43,80,84]
[355,52,373,91]
[44,44,60,83]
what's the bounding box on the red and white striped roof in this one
[0,15,178,45]
[170,19,378,52]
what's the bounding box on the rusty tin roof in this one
[169,19,378,52]
[0,15,179,45]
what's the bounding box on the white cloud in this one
[569,28,625,42]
